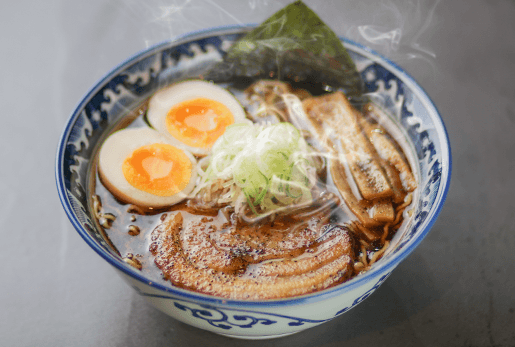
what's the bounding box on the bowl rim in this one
[56,24,452,308]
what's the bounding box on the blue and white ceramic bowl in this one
[56,26,451,339]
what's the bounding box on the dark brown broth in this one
[88,82,416,292]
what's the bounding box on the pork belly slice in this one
[150,213,355,300]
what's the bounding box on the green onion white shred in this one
[192,122,318,220]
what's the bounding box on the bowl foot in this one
[217,330,300,340]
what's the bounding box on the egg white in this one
[147,80,247,156]
[98,127,197,209]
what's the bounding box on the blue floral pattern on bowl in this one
[129,271,391,331]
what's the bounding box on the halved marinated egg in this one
[147,80,247,156]
[98,127,197,208]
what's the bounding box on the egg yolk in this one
[122,143,192,197]
[165,97,235,149]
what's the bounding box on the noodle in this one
[369,241,390,265]
[360,244,369,267]
[92,194,102,218]
[128,225,140,236]
[380,223,391,244]
[397,193,413,210]
[98,213,115,229]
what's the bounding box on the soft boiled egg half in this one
[98,127,197,208]
[147,80,247,156]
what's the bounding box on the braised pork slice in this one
[150,211,355,300]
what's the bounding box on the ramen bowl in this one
[56,26,451,339]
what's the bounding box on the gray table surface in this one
[2,0,514,346]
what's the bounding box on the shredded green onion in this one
[192,121,317,216]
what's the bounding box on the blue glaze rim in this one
[56,24,451,308]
